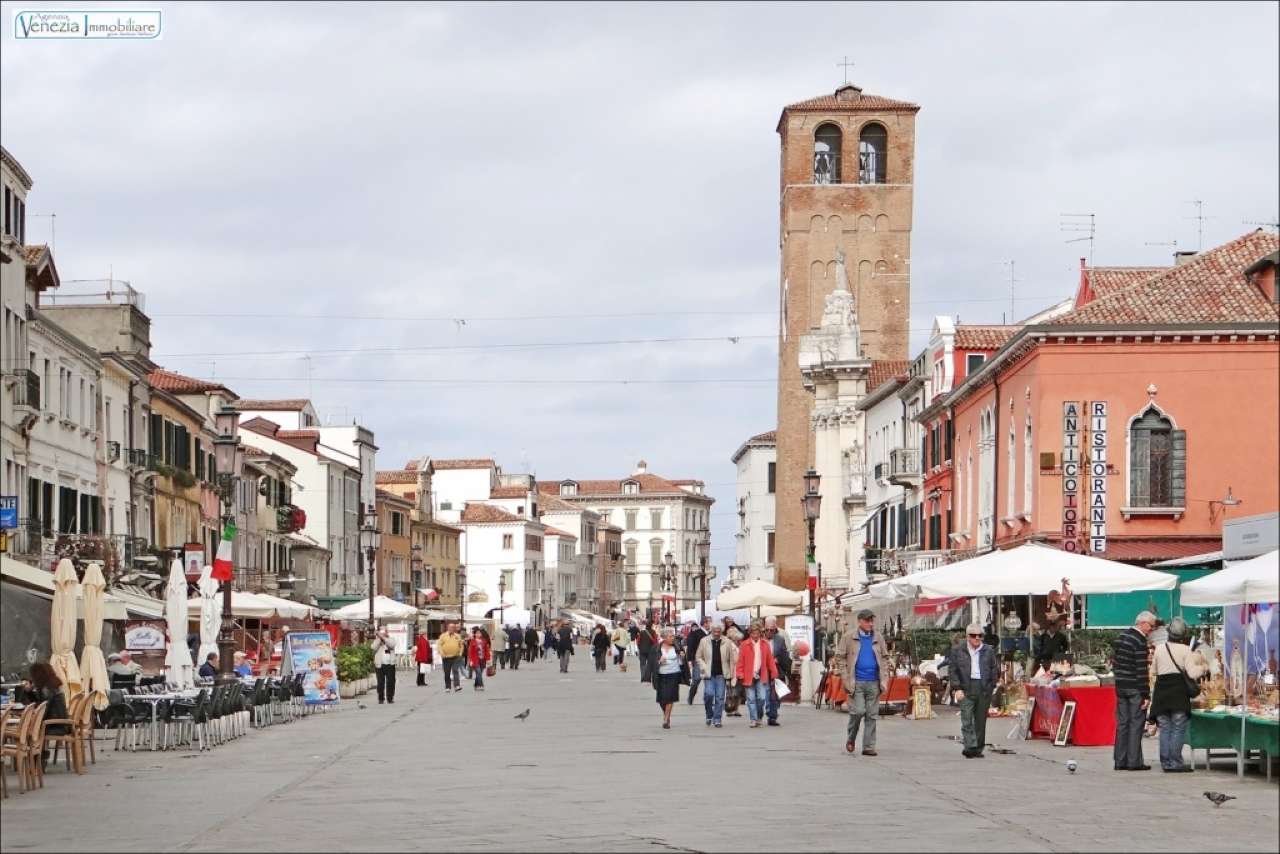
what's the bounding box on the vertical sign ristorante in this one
[1088,401,1108,554]
[1061,402,1080,551]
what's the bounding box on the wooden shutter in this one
[1130,428,1150,507]
[195,439,204,479]
[1170,429,1187,507]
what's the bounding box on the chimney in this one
[633,459,648,476]
[1173,250,1198,266]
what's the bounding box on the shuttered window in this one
[1129,408,1185,507]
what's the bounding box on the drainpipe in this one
[991,374,1001,553]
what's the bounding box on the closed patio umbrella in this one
[79,561,110,710]
[715,579,805,616]
[50,558,83,702]
[165,558,194,688]
[196,566,222,667]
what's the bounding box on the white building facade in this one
[730,431,776,584]
[458,502,545,623]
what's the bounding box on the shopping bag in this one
[486,664,497,677]
[773,677,791,700]
[419,663,431,675]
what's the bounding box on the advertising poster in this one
[785,614,814,659]
[284,631,340,705]
[386,622,410,654]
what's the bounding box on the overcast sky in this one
[3,2,1277,576]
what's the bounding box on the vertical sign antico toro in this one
[1061,402,1080,551]
[1088,401,1108,554]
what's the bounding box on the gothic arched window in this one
[858,122,888,184]
[813,123,842,184]
[1129,407,1185,507]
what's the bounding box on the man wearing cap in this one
[1111,610,1156,771]
[837,609,889,756]
[947,623,1000,758]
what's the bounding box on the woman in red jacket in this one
[735,623,779,728]
[466,626,491,692]
[414,632,433,687]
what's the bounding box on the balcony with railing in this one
[889,447,921,487]
[4,368,40,411]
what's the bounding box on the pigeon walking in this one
[1066,759,1078,774]
[1204,792,1236,808]
[514,708,531,721]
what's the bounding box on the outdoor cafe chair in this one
[1,702,48,794]
[168,689,210,751]
[270,679,293,725]
[102,689,147,752]
[43,692,89,774]
[250,679,271,728]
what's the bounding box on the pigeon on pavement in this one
[1204,792,1236,808]
[356,702,367,710]
[1066,759,1078,774]
[514,708,531,721]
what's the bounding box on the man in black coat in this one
[685,617,709,704]
[556,622,574,673]
[507,625,523,670]
[1111,610,1155,771]
[524,626,539,663]
[947,623,1000,757]
[1033,617,1071,674]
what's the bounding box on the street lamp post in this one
[498,574,507,626]
[662,551,676,626]
[697,531,710,623]
[802,469,823,619]
[360,516,381,628]
[409,544,423,608]
[212,407,245,685]
[457,564,467,625]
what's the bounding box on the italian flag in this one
[211,520,236,582]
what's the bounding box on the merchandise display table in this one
[1029,683,1116,746]
[1188,710,1279,780]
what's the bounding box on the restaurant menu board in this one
[284,631,340,705]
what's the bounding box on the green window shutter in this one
[1171,429,1187,507]
[1130,428,1150,507]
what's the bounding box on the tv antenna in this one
[1243,217,1279,234]
[1060,213,1096,265]
[1184,200,1216,250]
[997,260,1018,323]
[29,213,56,251]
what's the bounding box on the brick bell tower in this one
[773,81,919,592]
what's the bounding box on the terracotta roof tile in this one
[746,430,777,444]
[867,360,911,393]
[954,326,1019,350]
[490,485,528,498]
[147,368,231,394]
[21,244,49,264]
[1083,266,1169,302]
[1081,537,1220,562]
[542,526,577,540]
[1050,231,1280,326]
[538,494,587,514]
[432,459,496,470]
[375,489,412,506]
[233,399,310,411]
[782,84,920,115]
[536,473,711,499]
[460,503,527,524]
[376,470,419,484]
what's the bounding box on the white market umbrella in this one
[715,580,805,611]
[868,542,1178,599]
[196,566,222,667]
[79,562,110,710]
[1176,548,1278,778]
[331,595,419,622]
[251,592,318,620]
[1179,550,1278,607]
[50,558,83,702]
[186,590,275,619]
[164,558,194,688]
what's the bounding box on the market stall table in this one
[1188,710,1280,781]
[1028,683,1116,746]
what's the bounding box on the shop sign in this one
[1061,402,1080,552]
[1088,401,1108,554]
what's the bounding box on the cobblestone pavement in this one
[1,655,1276,852]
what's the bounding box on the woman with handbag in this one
[467,627,491,691]
[648,627,684,729]
[414,632,433,687]
[1148,617,1207,772]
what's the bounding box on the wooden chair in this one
[0,707,11,798]
[1,702,48,793]
[45,693,88,774]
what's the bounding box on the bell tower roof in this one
[777,85,919,132]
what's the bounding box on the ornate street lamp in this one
[359,518,381,627]
[212,406,245,684]
[498,574,507,626]
[410,543,423,607]
[696,530,711,623]
[662,551,677,625]
[802,469,822,618]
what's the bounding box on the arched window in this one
[1129,407,1185,507]
[858,122,887,184]
[813,123,842,184]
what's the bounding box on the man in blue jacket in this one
[947,622,1000,758]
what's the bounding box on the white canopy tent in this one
[331,595,419,622]
[251,592,321,620]
[187,590,276,619]
[716,580,805,613]
[869,542,1179,598]
[1178,549,1278,778]
[1179,550,1278,607]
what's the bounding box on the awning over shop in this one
[912,596,966,615]
[1,554,129,620]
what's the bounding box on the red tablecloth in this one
[1029,684,1116,746]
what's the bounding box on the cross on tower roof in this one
[837,55,855,84]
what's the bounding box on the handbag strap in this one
[1164,643,1188,676]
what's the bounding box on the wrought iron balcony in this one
[5,368,40,410]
